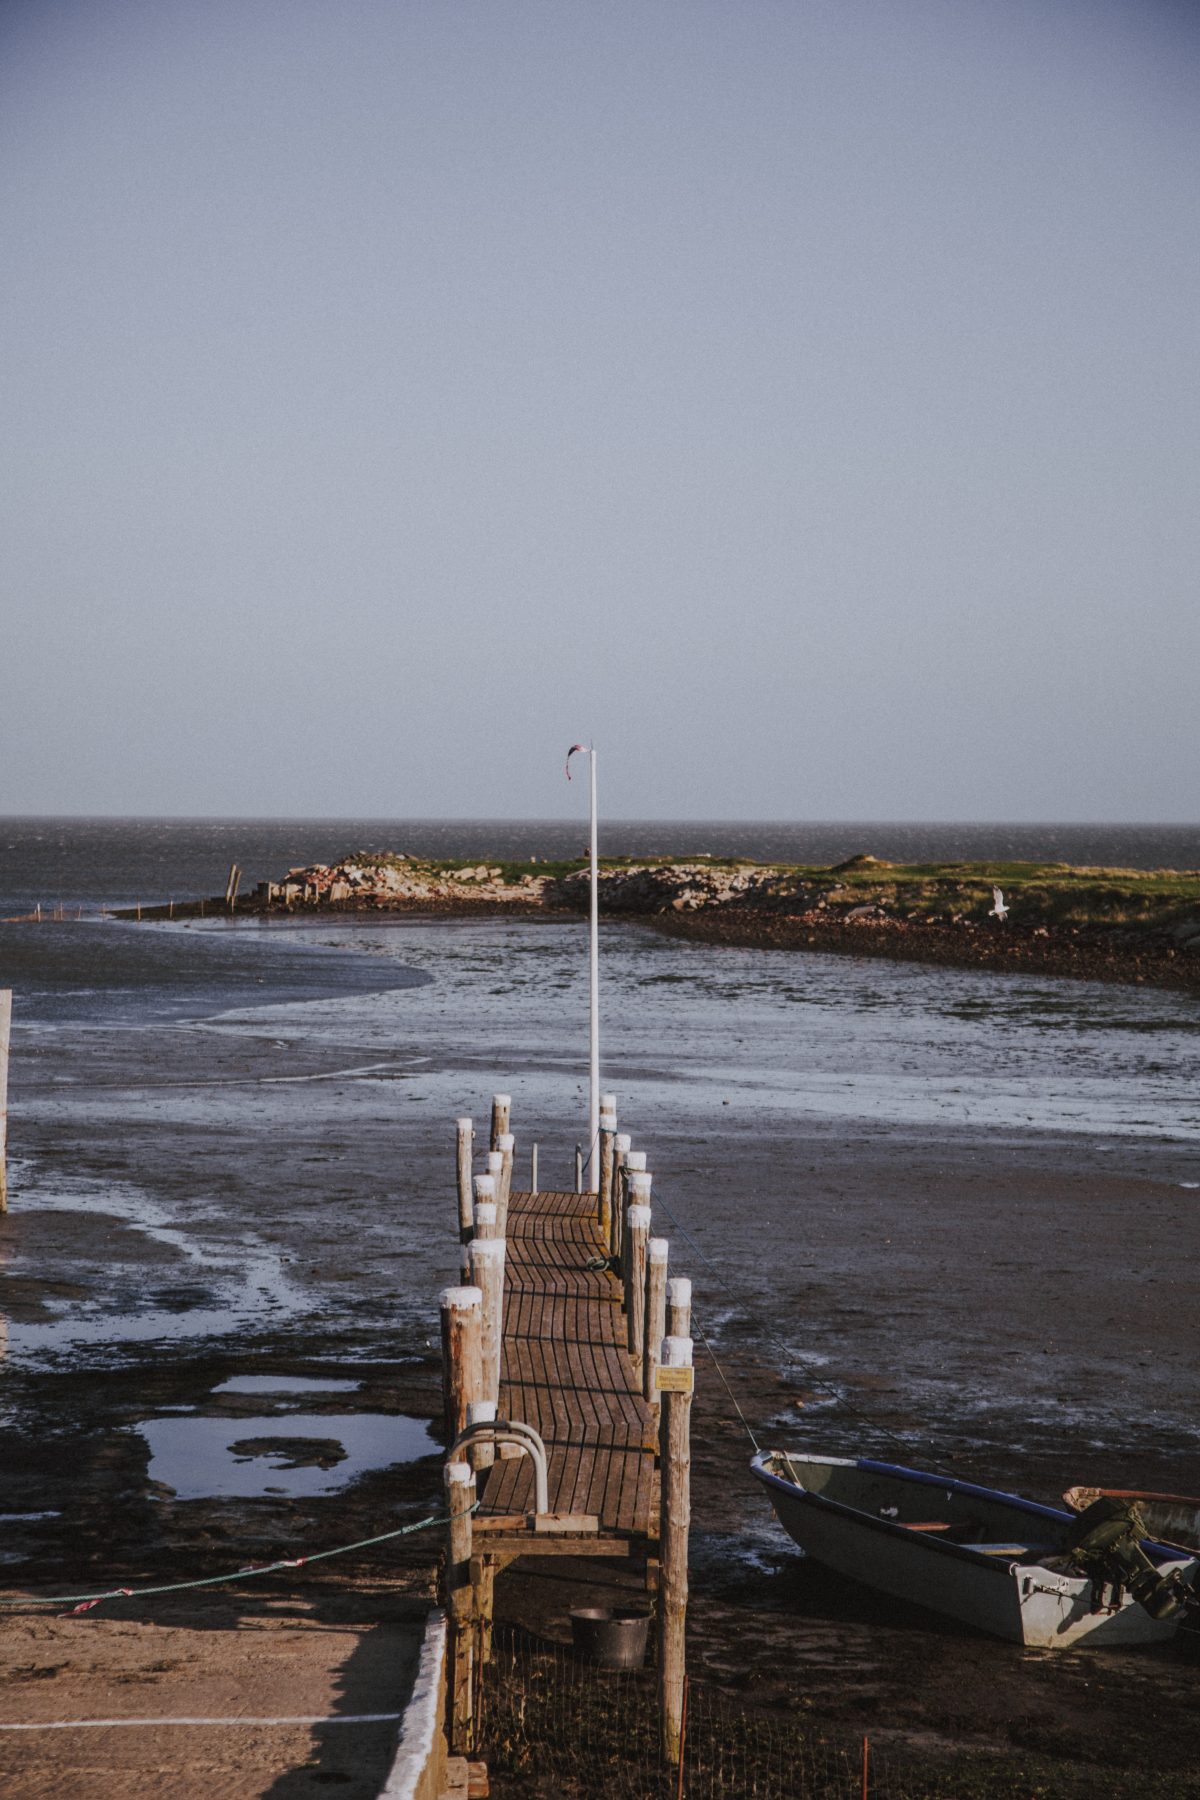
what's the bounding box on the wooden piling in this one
[0,989,10,1214]
[625,1177,652,1375]
[440,1285,483,1443]
[495,1131,515,1232]
[658,1334,693,1766]
[472,1174,497,1239]
[610,1133,631,1260]
[667,1276,692,1339]
[530,1142,539,1194]
[643,1237,669,1405]
[575,1144,583,1192]
[597,1107,617,1243]
[444,1458,477,1753]
[455,1117,474,1245]
[467,1397,497,1473]
[469,1235,506,1417]
[620,1152,647,1291]
[490,1093,511,1151]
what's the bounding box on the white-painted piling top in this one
[446,1460,474,1486]
[473,1173,496,1199]
[648,1238,669,1262]
[599,1112,617,1132]
[601,1091,617,1111]
[496,1132,515,1152]
[492,1093,511,1106]
[456,1117,473,1132]
[467,1399,497,1422]
[439,1285,483,1310]
[667,1277,692,1304]
[614,1133,632,1153]
[486,1150,503,1171]
[662,1334,693,1367]
[470,1237,506,1263]
[629,1170,652,1199]
[626,1150,647,1172]
[627,1203,653,1231]
[473,1201,497,1227]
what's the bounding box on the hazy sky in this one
[2,0,1196,820]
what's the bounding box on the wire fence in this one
[478,1627,929,1800]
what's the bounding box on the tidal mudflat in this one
[2,908,1199,1793]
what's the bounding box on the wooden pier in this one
[439,1101,693,1775]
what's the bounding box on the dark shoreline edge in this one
[120,891,1200,997]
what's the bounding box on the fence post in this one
[444,1458,477,1753]
[490,1092,511,1151]
[643,1238,669,1406]
[440,1285,483,1443]
[658,1334,693,1766]
[0,989,9,1213]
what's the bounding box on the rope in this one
[0,1502,477,1616]
[651,1188,958,1479]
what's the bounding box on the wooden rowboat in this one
[751,1450,1196,1649]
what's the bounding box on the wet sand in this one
[1,914,1198,1795]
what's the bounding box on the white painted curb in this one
[378,1608,447,1800]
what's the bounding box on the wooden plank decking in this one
[479,1189,659,1541]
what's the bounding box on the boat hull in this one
[753,1453,1194,1649]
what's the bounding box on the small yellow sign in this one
[655,1366,694,1393]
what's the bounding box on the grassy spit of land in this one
[135,849,1200,994]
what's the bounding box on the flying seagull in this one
[989,886,1009,922]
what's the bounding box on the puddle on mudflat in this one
[138,1411,437,1500]
[215,1375,361,1395]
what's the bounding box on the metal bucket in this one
[569,1606,651,1670]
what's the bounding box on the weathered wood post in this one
[496,1132,515,1233]
[0,989,10,1213]
[490,1093,511,1151]
[643,1238,669,1406]
[597,1104,617,1243]
[444,1458,477,1752]
[467,1397,497,1473]
[609,1133,631,1261]
[440,1285,483,1444]
[658,1334,693,1766]
[469,1233,506,1445]
[531,1142,539,1195]
[625,1175,652,1377]
[455,1117,474,1244]
[620,1151,648,1294]
[472,1173,497,1239]
[574,1144,583,1192]
[667,1276,692,1339]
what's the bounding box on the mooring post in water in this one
[490,1092,511,1151]
[496,1131,515,1231]
[440,1285,483,1444]
[473,1200,498,1241]
[455,1117,474,1244]
[667,1276,692,1339]
[620,1152,648,1295]
[658,1334,693,1766]
[0,989,10,1213]
[574,1143,583,1192]
[625,1176,652,1374]
[597,1104,617,1241]
[610,1133,631,1260]
[485,1148,504,1212]
[444,1458,477,1753]
[643,1237,669,1405]
[530,1141,539,1195]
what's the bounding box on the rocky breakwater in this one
[253,852,554,912]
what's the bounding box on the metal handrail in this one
[447,1418,549,1515]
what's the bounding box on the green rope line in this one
[0,1502,478,1614]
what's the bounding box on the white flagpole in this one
[588,744,599,1180]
